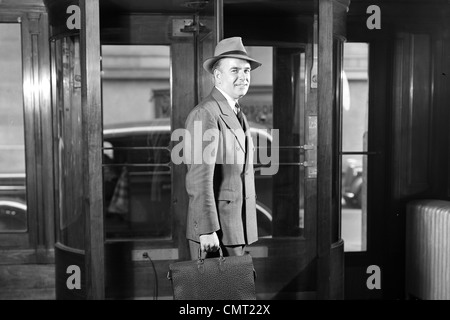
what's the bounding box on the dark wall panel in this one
[393,33,433,198]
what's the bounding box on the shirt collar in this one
[215,86,239,114]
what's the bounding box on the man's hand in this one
[199,232,220,253]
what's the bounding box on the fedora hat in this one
[203,37,262,74]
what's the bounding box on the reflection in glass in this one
[341,43,369,252]
[240,47,275,238]
[341,154,367,251]
[0,24,27,232]
[101,45,171,239]
[240,47,273,128]
[242,47,307,238]
[342,43,369,152]
[102,45,171,126]
[100,45,308,240]
[102,123,172,239]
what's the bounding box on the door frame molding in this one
[80,0,104,300]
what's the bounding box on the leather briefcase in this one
[167,248,256,300]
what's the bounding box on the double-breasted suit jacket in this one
[185,87,258,246]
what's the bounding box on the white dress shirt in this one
[215,86,239,115]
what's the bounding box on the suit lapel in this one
[211,88,246,152]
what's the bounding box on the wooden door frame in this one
[79,0,222,297]
[80,0,104,300]
[316,0,349,300]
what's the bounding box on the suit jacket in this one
[185,87,258,246]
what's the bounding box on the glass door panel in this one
[341,42,369,252]
[101,45,172,240]
[0,23,27,234]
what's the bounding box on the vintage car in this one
[0,173,27,232]
[342,158,363,208]
[1,119,274,238]
[103,118,274,240]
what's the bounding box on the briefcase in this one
[167,248,256,300]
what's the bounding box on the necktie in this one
[235,103,245,129]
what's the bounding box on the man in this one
[185,37,262,259]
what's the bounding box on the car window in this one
[103,126,172,239]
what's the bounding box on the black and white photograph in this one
[0,0,449,306]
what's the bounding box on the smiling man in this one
[185,37,262,259]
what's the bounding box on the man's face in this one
[214,58,251,100]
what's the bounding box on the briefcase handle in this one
[197,246,225,262]
[167,246,257,281]
[197,246,227,273]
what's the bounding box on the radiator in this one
[406,200,450,300]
